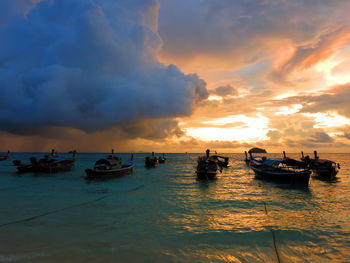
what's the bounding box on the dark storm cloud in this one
[0,0,39,27]
[0,0,208,136]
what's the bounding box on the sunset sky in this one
[0,0,350,153]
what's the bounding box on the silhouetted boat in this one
[85,158,134,178]
[13,157,37,173]
[158,154,167,163]
[145,156,159,167]
[13,149,75,173]
[301,151,339,179]
[196,156,220,179]
[37,156,75,173]
[249,158,311,185]
[145,152,159,167]
[211,155,229,167]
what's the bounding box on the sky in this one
[0,0,350,153]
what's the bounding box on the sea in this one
[0,152,349,263]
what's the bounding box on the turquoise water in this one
[0,153,349,263]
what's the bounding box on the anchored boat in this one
[249,158,311,185]
[13,150,75,173]
[85,158,134,179]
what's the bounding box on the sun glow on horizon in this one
[184,115,269,142]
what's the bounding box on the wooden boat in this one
[145,156,159,167]
[244,148,267,166]
[249,158,311,185]
[13,150,75,173]
[37,156,75,173]
[196,156,220,179]
[211,155,229,167]
[145,152,159,167]
[158,154,166,163]
[106,150,122,163]
[85,158,134,178]
[0,150,10,161]
[301,151,339,179]
[13,157,37,173]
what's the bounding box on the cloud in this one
[0,117,186,152]
[269,28,350,84]
[267,130,282,142]
[300,84,350,117]
[0,0,208,136]
[309,131,333,143]
[0,0,41,27]
[159,0,350,70]
[213,85,238,97]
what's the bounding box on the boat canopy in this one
[263,159,282,166]
[248,147,267,154]
[281,158,305,167]
[94,159,114,166]
[263,158,304,167]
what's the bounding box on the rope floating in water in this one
[0,195,110,228]
[263,201,282,263]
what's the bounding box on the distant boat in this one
[145,156,159,167]
[158,154,166,163]
[13,149,75,173]
[249,158,311,186]
[85,158,134,179]
[0,150,10,161]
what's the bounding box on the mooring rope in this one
[0,183,146,228]
[263,201,282,263]
[0,195,110,228]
